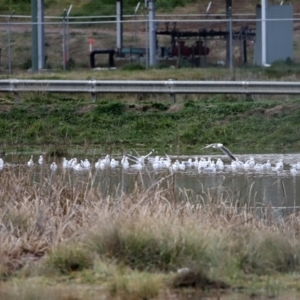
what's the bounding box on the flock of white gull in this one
[0,143,299,175]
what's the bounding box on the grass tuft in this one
[46,244,93,274]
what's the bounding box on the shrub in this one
[95,102,126,115]
[46,244,92,274]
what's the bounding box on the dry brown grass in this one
[1,166,300,298]
[0,167,298,269]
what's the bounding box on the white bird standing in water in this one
[263,160,272,169]
[38,155,44,165]
[172,160,180,171]
[130,162,143,171]
[290,165,298,176]
[244,157,255,169]
[62,157,72,168]
[0,158,4,169]
[179,161,186,171]
[50,162,57,171]
[202,143,237,161]
[104,155,111,167]
[216,158,224,170]
[272,159,284,172]
[95,158,106,170]
[81,158,91,169]
[110,158,119,168]
[27,155,34,167]
[73,163,84,171]
[121,157,129,169]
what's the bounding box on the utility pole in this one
[228,6,233,73]
[31,0,45,72]
[66,5,72,63]
[7,10,14,75]
[148,0,156,67]
[37,0,45,69]
[62,9,67,70]
[134,2,141,49]
[261,0,267,66]
[116,0,123,53]
[225,0,232,68]
[31,0,38,72]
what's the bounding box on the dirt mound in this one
[171,268,230,290]
[264,104,299,117]
[167,104,183,113]
[77,104,97,114]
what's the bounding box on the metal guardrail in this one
[1,79,300,102]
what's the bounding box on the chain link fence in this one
[0,11,299,73]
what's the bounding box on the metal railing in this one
[1,79,300,102]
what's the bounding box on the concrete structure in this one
[255,4,293,66]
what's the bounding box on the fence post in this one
[62,9,67,70]
[31,0,38,72]
[7,11,14,75]
[66,5,72,63]
[116,0,123,53]
[229,6,233,73]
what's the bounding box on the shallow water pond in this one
[2,152,300,209]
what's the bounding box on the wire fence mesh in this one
[0,9,299,73]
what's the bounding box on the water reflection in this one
[2,153,300,207]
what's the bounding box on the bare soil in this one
[264,103,300,117]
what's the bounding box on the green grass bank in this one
[0,90,300,155]
[1,66,300,155]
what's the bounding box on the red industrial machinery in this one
[172,40,210,57]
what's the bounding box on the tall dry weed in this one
[0,166,300,279]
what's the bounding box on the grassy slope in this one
[1,66,300,154]
[1,95,300,154]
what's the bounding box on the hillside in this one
[50,0,298,15]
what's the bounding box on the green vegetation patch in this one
[0,94,300,153]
